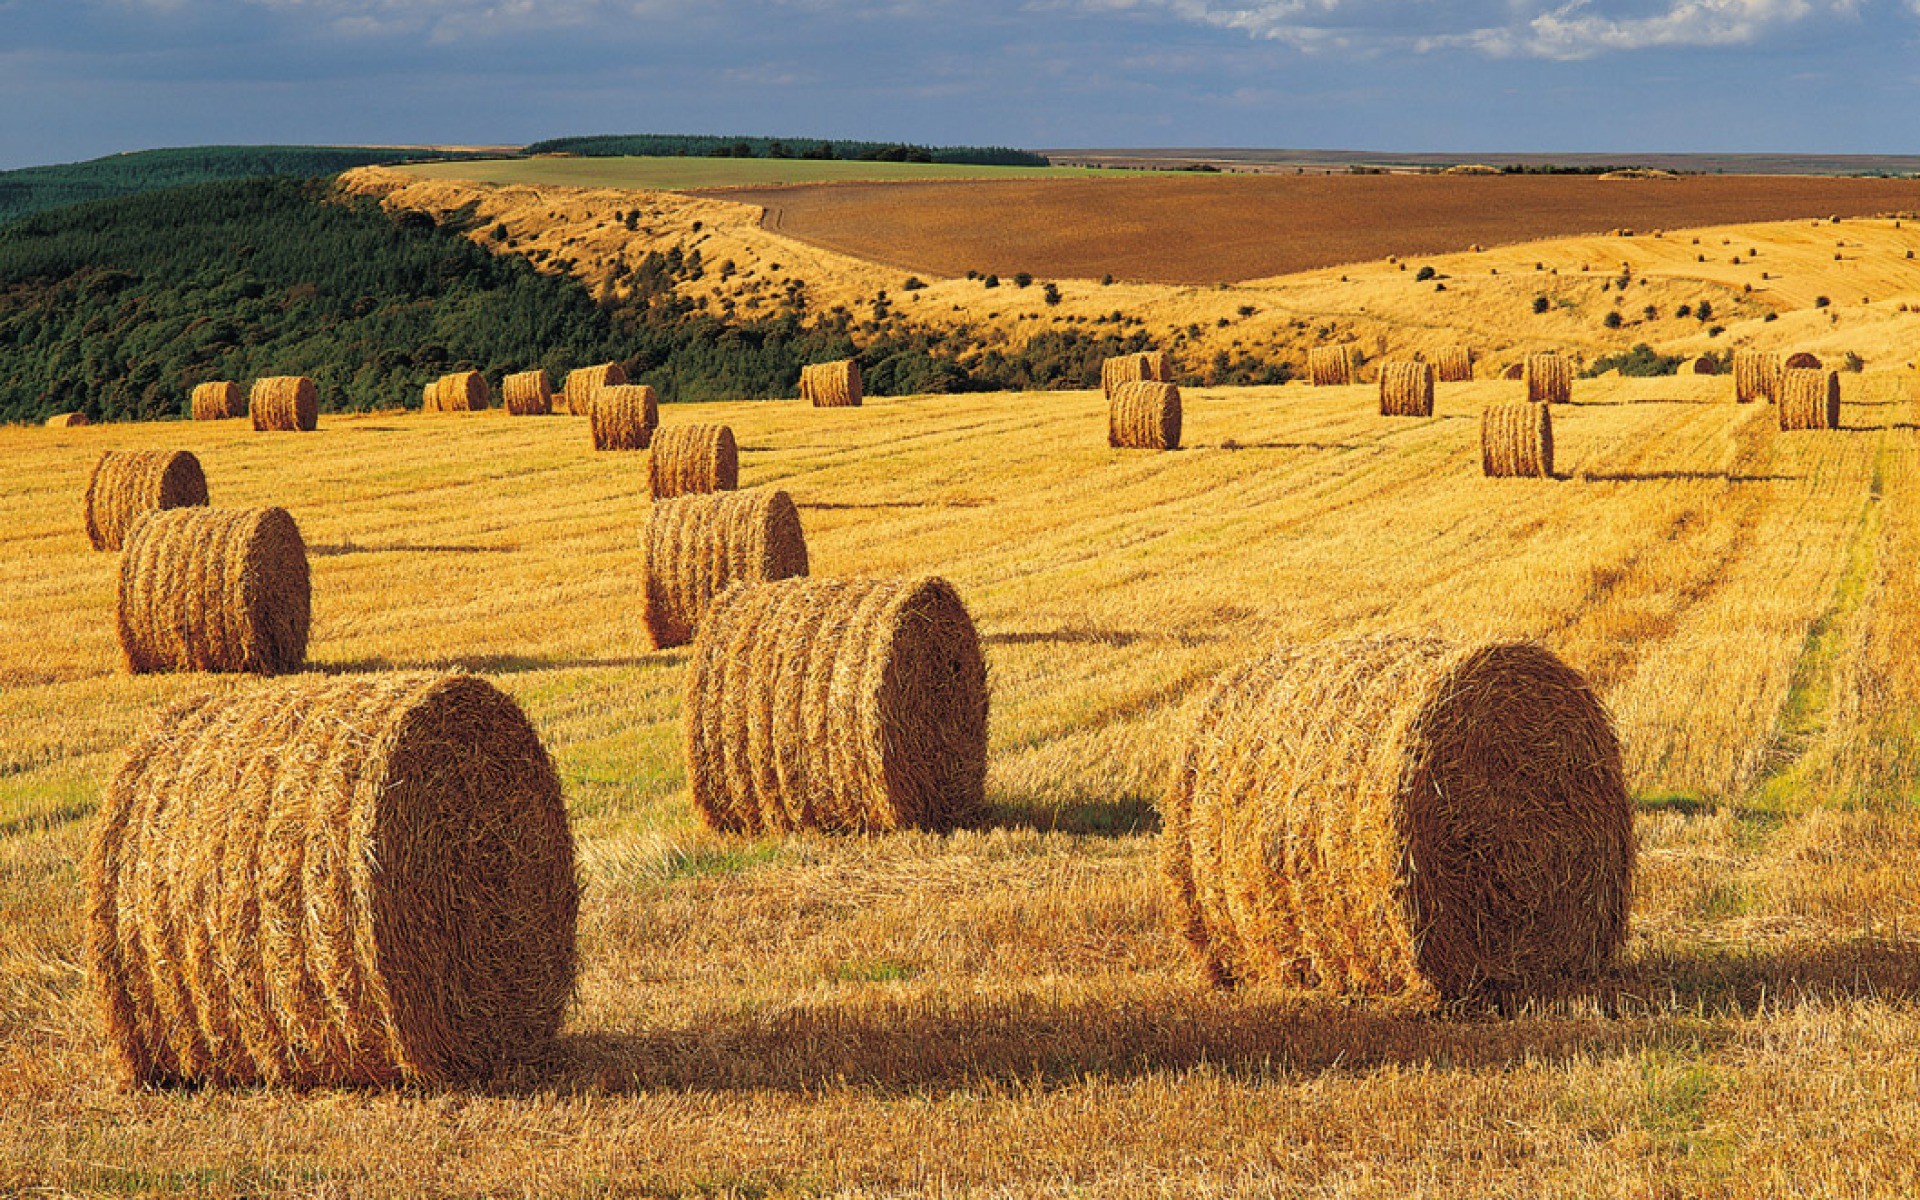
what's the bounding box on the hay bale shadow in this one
[975,793,1161,837]
[309,542,516,557]
[325,653,658,675]
[1577,470,1796,484]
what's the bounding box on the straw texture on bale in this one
[563,362,625,415]
[683,576,988,834]
[423,371,489,413]
[191,382,246,421]
[1690,356,1720,376]
[86,671,579,1089]
[648,424,739,500]
[800,360,863,408]
[1108,381,1182,450]
[502,370,553,417]
[1429,346,1474,383]
[1482,402,1554,479]
[1100,351,1175,398]
[590,384,659,451]
[1524,353,1573,405]
[1378,361,1436,418]
[1161,636,1633,1002]
[1308,344,1359,387]
[1733,350,1782,404]
[118,507,310,675]
[1779,368,1841,431]
[1784,352,1823,370]
[46,412,90,428]
[641,488,808,649]
[84,450,209,552]
[250,377,317,432]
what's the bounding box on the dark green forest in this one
[523,134,1048,167]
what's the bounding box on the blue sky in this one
[2,1,1917,169]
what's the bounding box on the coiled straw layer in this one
[84,450,209,552]
[1108,381,1182,449]
[117,507,310,675]
[86,671,579,1089]
[1308,345,1358,387]
[1524,353,1572,405]
[1378,361,1436,417]
[1429,345,1474,383]
[649,424,740,500]
[502,370,553,416]
[1100,352,1175,399]
[1161,636,1633,1002]
[250,377,317,432]
[423,371,489,413]
[1482,402,1554,478]
[641,488,808,649]
[564,362,625,415]
[1733,350,1781,404]
[800,360,863,408]
[684,576,989,834]
[191,382,246,421]
[1779,368,1841,431]
[46,412,90,428]
[590,384,659,451]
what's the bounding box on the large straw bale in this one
[1783,351,1823,370]
[683,576,988,834]
[190,382,246,421]
[590,384,659,450]
[649,424,739,500]
[423,371,489,413]
[641,488,808,649]
[1100,351,1175,399]
[118,507,309,675]
[1108,381,1182,449]
[86,671,578,1089]
[84,450,209,552]
[1429,345,1474,383]
[1308,345,1359,387]
[502,370,553,417]
[1482,402,1554,478]
[800,360,863,407]
[1162,636,1632,1002]
[250,377,317,432]
[45,412,90,428]
[1378,361,1436,417]
[563,362,625,415]
[1524,353,1572,405]
[1733,350,1782,404]
[1779,368,1841,431]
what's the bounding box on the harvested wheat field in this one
[9,372,1920,1196]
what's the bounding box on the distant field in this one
[707,173,1920,284]
[393,155,1115,191]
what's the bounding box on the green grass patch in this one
[650,841,783,884]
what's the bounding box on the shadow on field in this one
[323,652,658,675]
[983,628,1223,649]
[799,498,992,511]
[975,794,1161,837]
[1576,470,1796,484]
[308,542,516,557]
[1594,938,1920,1017]
[1216,440,1356,451]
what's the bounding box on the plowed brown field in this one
[702,173,1920,284]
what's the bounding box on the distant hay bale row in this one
[590,384,659,451]
[683,576,988,834]
[502,370,553,417]
[1100,351,1175,399]
[1108,381,1182,450]
[87,672,578,1088]
[564,363,624,415]
[801,360,863,408]
[250,377,317,432]
[423,371,489,413]
[1162,636,1632,1002]
[1482,402,1554,478]
[1524,353,1572,405]
[641,488,808,649]
[117,507,310,675]
[1308,345,1358,387]
[191,382,246,421]
[1779,368,1841,431]
[649,424,739,500]
[85,450,208,552]
[1378,361,1435,418]
[46,412,90,428]
[1733,350,1782,404]
[1428,345,1474,383]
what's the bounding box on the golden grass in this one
[1107,381,1181,449]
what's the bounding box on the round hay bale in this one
[1733,349,1782,404]
[1378,361,1436,418]
[423,371,489,413]
[800,360,863,408]
[1524,353,1572,405]
[683,576,988,834]
[641,488,808,649]
[86,671,578,1088]
[84,450,209,552]
[1690,355,1719,376]
[1099,351,1175,399]
[1430,345,1474,383]
[45,412,90,428]
[250,377,317,432]
[190,382,246,421]
[1108,381,1182,450]
[1161,636,1632,1002]
[1481,402,1554,478]
[1784,351,1823,370]
[1308,344,1359,387]
[648,424,739,500]
[590,384,658,451]
[117,507,310,675]
[502,370,553,417]
[563,362,625,415]
[1779,368,1841,431]
[1501,363,1525,381]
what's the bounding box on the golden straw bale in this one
[1108,381,1182,450]
[1690,355,1719,376]
[1162,636,1632,1002]
[1100,351,1175,399]
[1481,402,1554,478]
[641,488,808,649]
[683,576,988,834]
[1524,352,1572,405]
[84,450,209,552]
[423,371,488,413]
[249,377,317,431]
[563,362,625,415]
[1733,350,1782,404]
[1378,360,1436,417]
[502,370,553,417]
[800,360,864,407]
[1308,344,1359,387]
[190,382,246,421]
[1501,363,1524,381]
[648,424,739,500]
[1779,368,1841,431]
[1783,351,1823,370]
[117,507,309,675]
[45,412,90,428]
[86,671,578,1089]
[589,384,659,450]
[1429,345,1474,383]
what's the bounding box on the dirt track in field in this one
[696,174,1920,285]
